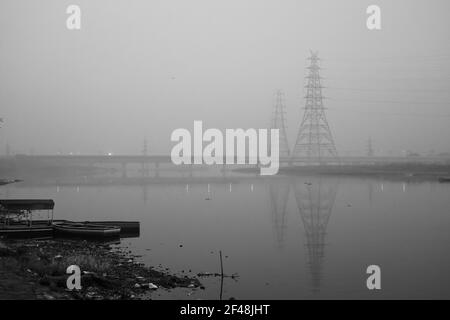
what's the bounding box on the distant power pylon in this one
[291,51,338,164]
[271,90,290,159]
[142,137,148,156]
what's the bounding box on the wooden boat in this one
[0,224,53,239]
[6,219,65,226]
[1,200,136,240]
[53,222,121,238]
[82,221,139,234]
[30,220,139,237]
[438,177,450,183]
[0,199,55,239]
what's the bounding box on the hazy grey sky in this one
[1,0,449,156]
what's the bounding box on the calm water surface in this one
[3,174,450,299]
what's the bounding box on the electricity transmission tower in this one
[270,90,290,160]
[142,137,148,156]
[291,52,338,164]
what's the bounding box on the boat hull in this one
[83,221,139,237]
[53,223,121,239]
[0,225,53,239]
[30,220,140,237]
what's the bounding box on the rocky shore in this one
[0,239,202,300]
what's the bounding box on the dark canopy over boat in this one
[0,199,56,239]
[0,199,55,212]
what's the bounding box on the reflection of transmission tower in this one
[293,178,338,292]
[291,52,338,164]
[271,90,290,159]
[268,180,291,249]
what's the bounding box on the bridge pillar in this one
[141,162,149,177]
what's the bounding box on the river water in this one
[3,173,450,299]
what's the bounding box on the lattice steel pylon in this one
[291,51,338,164]
[270,90,290,160]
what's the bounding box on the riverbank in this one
[0,239,202,300]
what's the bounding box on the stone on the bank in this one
[148,283,158,289]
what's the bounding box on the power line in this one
[329,97,450,106]
[326,87,450,94]
[324,53,450,62]
[327,108,450,118]
[325,75,450,81]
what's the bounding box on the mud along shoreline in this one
[0,239,202,300]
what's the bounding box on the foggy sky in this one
[1,0,449,156]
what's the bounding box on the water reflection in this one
[292,178,338,292]
[268,179,290,249]
[141,184,148,203]
[4,175,450,298]
[267,177,339,293]
[368,181,373,207]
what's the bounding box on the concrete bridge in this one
[11,154,450,166]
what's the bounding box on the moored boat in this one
[23,220,139,237]
[82,221,139,234]
[438,177,450,183]
[52,222,121,239]
[0,224,53,239]
[0,199,55,239]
